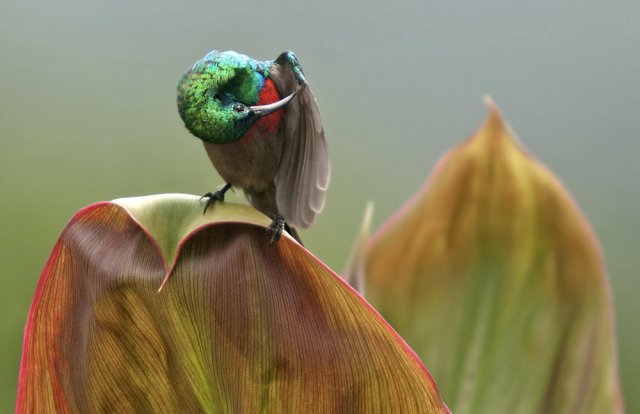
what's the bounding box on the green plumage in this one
[177,51,266,144]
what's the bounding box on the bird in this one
[177,50,330,244]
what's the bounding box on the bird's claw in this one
[200,192,222,214]
[267,215,286,245]
[200,183,232,214]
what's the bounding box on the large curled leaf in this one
[17,194,449,413]
[365,100,623,413]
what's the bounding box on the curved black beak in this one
[249,92,297,117]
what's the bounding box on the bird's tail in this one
[286,225,304,246]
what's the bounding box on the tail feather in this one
[285,224,304,246]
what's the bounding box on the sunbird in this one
[177,50,330,244]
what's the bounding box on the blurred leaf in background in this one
[362,100,623,413]
[17,195,449,413]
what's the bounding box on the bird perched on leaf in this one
[177,50,330,244]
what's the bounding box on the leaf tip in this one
[342,201,375,294]
[482,93,497,110]
[481,94,507,134]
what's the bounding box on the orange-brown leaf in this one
[18,195,449,413]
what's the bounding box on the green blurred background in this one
[2,0,638,410]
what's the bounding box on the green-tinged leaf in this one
[18,194,449,413]
[342,201,374,295]
[112,193,277,272]
[365,100,623,413]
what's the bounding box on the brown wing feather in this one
[269,56,330,229]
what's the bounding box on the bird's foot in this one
[266,214,286,245]
[200,183,232,214]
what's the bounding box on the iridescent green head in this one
[177,50,266,144]
[178,50,299,144]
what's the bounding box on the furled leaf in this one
[342,201,374,295]
[17,194,449,413]
[365,99,624,413]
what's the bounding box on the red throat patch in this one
[243,78,282,142]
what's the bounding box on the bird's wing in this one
[269,53,330,229]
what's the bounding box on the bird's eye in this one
[233,103,245,112]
